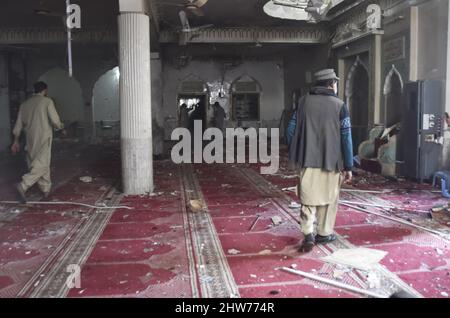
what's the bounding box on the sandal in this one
[315,233,337,244]
[299,234,315,253]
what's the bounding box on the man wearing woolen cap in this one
[289,68,354,253]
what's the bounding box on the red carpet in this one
[0,144,449,298]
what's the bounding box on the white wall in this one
[151,56,164,155]
[38,68,84,123]
[92,67,120,122]
[162,58,285,138]
[0,53,10,151]
[417,0,448,81]
[415,0,449,169]
[26,48,118,141]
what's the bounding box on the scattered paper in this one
[321,248,388,271]
[289,202,302,209]
[200,276,214,283]
[79,176,93,183]
[333,269,346,281]
[271,216,282,225]
[280,175,297,179]
[228,249,241,255]
[188,200,206,213]
[367,272,381,289]
[282,187,297,193]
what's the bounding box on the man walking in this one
[11,82,65,203]
[212,101,226,132]
[289,69,353,253]
[179,103,190,129]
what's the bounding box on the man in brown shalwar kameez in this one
[11,82,65,203]
[289,69,354,253]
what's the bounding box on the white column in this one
[0,54,10,151]
[409,6,419,81]
[118,11,153,194]
[151,53,165,156]
[446,0,450,115]
[373,34,382,125]
[444,0,450,169]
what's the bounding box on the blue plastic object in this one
[433,171,450,198]
[440,179,450,198]
[286,111,297,147]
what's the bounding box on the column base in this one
[121,138,154,195]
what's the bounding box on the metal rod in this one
[0,201,132,210]
[339,200,395,209]
[341,188,387,194]
[249,215,260,231]
[341,202,448,239]
[66,0,73,77]
[280,267,387,298]
[342,188,441,194]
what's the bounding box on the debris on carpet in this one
[321,248,388,271]
[188,199,207,213]
[79,176,93,183]
[282,186,297,193]
[271,216,282,225]
[280,267,387,298]
[228,249,241,255]
[248,215,260,231]
[289,202,302,209]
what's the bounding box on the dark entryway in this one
[178,94,208,133]
[349,64,369,154]
[385,72,403,127]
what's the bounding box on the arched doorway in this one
[230,75,262,127]
[38,68,84,136]
[177,76,209,133]
[92,67,120,140]
[346,57,370,154]
[383,65,404,127]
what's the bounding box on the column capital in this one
[119,0,149,15]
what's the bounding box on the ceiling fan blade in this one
[191,24,213,31]
[34,9,64,17]
[160,2,185,7]
[190,0,209,8]
[186,6,204,17]
[179,10,191,30]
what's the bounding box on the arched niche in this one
[177,74,209,131]
[383,65,404,127]
[230,74,262,122]
[92,67,120,122]
[91,66,120,139]
[345,56,370,154]
[38,67,84,124]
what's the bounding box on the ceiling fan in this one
[304,0,334,22]
[177,10,213,45]
[178,10,213,33]
[34,0,65,18]
[160,0,209,17]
